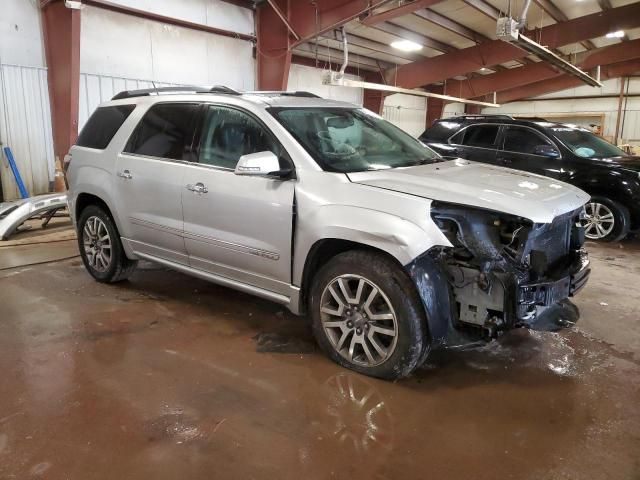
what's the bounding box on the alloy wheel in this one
[320,275,398,367]
[82,216,112,272]
[582,202,615,240]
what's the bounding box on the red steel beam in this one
[463,0,501,20]
[415,9,487,44]
[257,0,291,90]
[533,0,596,50]
[258,0,390,91]
[41,0,80,164]
[496,59,640,103]
[360,0,443,26]
[385,2,640,89]
[362,72,386,114]
[445,38,640,99]
[425,85,445,128]
[289,0,390,48]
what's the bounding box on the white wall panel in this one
[443,102,465,117]
[287,64,363,104]
[0,0,46,68]
[0,64,54,200]
[80,5,255,89]
[382,94,426,137]
[102,0,254,36]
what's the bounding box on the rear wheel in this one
[310,250,429,380]
[582,196,630,242]
[78,205,137,282]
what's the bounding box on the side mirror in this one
[234,151,292,179]
[533,144,560,158]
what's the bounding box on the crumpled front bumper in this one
[516,250,590,317]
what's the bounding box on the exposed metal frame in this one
[502,33,602,87]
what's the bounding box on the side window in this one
[124,103,199,160]
[503,126,553,155]
[461,125,500,148]
[450,130,465,144]
[76,105,135,149]
[198,106,279,169]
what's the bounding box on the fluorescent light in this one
[390,40,423,52]
[606,30,625,38]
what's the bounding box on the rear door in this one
[498,125,564,178]
[115,102,200,264]
[181,104,295,295]
[450,124,500,164]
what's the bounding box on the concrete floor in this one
[1,223,639,479]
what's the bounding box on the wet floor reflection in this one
[1,259,639,479]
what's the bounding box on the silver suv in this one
[67,86,591,379]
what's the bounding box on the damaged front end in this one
[409,202,590,344]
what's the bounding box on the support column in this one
[363,72,385,114]
[256,0,292,90]
[464,103,482,115]
[426,85,445,128]
[41,0,81,164]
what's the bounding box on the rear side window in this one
[461,124,500,148]
[124,103,199,160]
[76,105,135,149]
[421,120,462,142]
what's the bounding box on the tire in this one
[309,250,429,380]
[77,205,137,283]
[582,196,630,242]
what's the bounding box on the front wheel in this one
[582,196,630,242]
[310,250,429,380]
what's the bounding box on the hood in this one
[347,159,589,223]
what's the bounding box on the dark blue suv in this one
[420,115,640,241]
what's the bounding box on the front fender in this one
[293,203,451,286]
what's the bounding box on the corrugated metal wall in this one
[0,64,55,201]
[79,73,176,131]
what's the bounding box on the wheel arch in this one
[299,238,405,315]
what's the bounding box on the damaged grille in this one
[429,202,587,334]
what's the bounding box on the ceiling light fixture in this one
[605,30,625,38]
[390,40,423,52]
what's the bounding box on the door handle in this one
[117,170,133,179]
[186,182,208,194]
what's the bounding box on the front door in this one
[181,105,295,295]
[115,102,200,264]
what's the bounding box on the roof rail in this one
[111,86,204,100]
[111,86,321,101]
[111,85,242,100]
[208,85,242,95]
[514,116,548,122]
[454,114,513,120]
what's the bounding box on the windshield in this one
[269,107,441,173]
[550,127,625,158]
